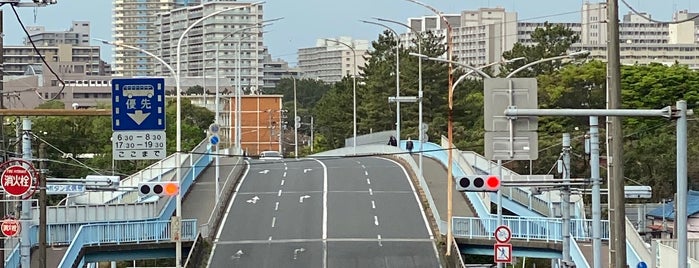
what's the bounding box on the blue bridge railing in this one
[452,216,610,242]
[57,219,197,268]
[5,140,213,267]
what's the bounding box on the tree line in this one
[271,23,699,202]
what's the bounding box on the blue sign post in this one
[111,78,167,160]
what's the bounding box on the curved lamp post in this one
[373,17,426,180]
[506,50,589,78]
[174,2,263,267]
[323,38,357,154]
[94,38,176,78]
[360,20,402,141]
[404,0,456,255]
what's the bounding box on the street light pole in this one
[174,3,262,267]
[506,50,589,78]
[361,20,402,141]
[375,17,424,181]
[405,0,454,256]
[323,38,357,153]
[94,38,176,78]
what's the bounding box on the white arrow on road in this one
[246,196,260,204]
[299,195,310,203]
[231,249,244,260]
[303,168,312,173]
[293,248,306,260]
[127,110,150,125]
[258,170,269,174]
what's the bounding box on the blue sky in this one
[0,0,693,66]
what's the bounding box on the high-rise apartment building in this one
[24,21,91,47]
[112,0,200,77]
[153,1,265,92]
[401,2,699,70]
[261,52,301,90]
[297,37,369,83]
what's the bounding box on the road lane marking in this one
[309,158,329,268]
[275,202,279,211]
[366,178,371,185]
[371,200,376,209]
[378,157,439,260]
[215,238,435,244]
[361,164,366,169]
[283,171,287,177]
[208,159,250,268]
[272,217,276,228]
[285,166,288,170]
[374,216,379,226]
[281,179,285,186]
[269,236,272,241]
[278,189,282,196]
[364,171,368,176]
[377,235,383,247]
[369,188,373,196]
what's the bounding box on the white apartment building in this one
[24,21,91,47]
[154,1,265,92]
[297,37,369,83]
[402,2,699,70]
[113,0,197,76]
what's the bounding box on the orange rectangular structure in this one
[230,95,284,156]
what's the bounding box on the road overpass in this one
[208,156,442,267]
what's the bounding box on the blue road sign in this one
[112,78,166,131]
[637,262,647,268]
[210,135,220,145]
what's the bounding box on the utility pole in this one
[38,142,47,268]
[590,116,603,268]
[561,133,572,266]
[0,10,5,268]
[20,118,31,268]
[310,116,314,153]
[606,0,626,267]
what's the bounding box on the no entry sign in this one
[1,165,33,196]
[1,219,20,237]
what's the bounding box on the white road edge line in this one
[379,157,439,261]
[309,158,328,268]
[206,159,251,268]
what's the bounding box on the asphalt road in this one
[208,156,441,268]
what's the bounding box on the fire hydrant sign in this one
[1,219,20,237]
[1,165,33,196]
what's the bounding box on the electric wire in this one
[10,4,66,102]
[620,0,699,24]
[30,133,103,175]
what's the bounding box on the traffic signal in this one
[456,175,500,192]
[138,182,179,197]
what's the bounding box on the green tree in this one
[501,22,580,78]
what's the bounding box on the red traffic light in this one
[456,175,500,192]
[486,176,500,189]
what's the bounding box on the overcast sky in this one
[0,0,693,65]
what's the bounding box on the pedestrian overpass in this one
[4,139,216,268]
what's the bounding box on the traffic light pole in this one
[506,103,688,267]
